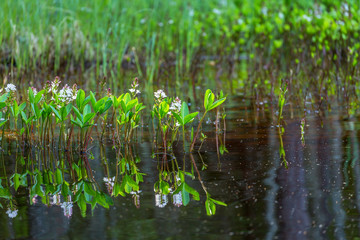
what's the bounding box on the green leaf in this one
[184,182,200,200]
[76,89,85,109]
[61,182,70,198]
[35,90,45,103]
[184,112,199,124]
[172,112,183,125]
[72,106,82,120]
[83,112,96,125]
[126,99,138,112]
[0,188,12,199]
[78,193,87,217]
[208,97,226,111]
[50,106,62,121]
[211,198,227,206]
[180,102,189,120]
[113,182,125,197]
[55,168,63,184]
[0,93,9,102]
[84,182,96,196]
[28,87,35,103]
[204,89,212,110]
[13,173,20,191]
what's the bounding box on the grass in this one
[1,0,360,99]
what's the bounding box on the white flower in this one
[6,208,18,218]
[5,83,16,92]
[213,8,221,15]
[278,12,284,19]
[189,9,194,17]
[169,97,182,112]
[261,7,268,15]
[302,14,312,22]
[56,84,77,104]
[103,177,115,187]
[136,90,141,95]
[61,202,73,218]
[237,18,244,25]
[155,193,168,208]
[154,90,167,99]
[129,88,135,93]
[158,22,163,27]
[168,19,174,24]
[140,18,146,24]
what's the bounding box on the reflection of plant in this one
[190,90,226,152]
[300,118,305,146]
[278,127,288,168]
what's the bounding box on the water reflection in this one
[2,105,360,239]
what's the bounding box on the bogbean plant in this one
[151,89,226,154]
[0,77,146,151]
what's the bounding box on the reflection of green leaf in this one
[0,188,11,199]
[113,182,125,197]
[78,193,87,217]
[14,173,20,191]
[61,182,70,198]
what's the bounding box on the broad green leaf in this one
[50,106,62,121]
[76,89,85,109]
[180,102,189,120]
[184,112,199,124]
[211,198,227,206]
[208,97,226,111]
[13,173,20,191]
[172,112,183,125]
[55,168,63,184]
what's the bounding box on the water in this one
[1,97,360,240]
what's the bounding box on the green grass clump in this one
[0,0,359,91]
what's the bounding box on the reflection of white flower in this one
[5,84,16,92]
[103,177,115,187]
[154,90,167,99]
[61,202,73,218]
[6,208,18,218]
[155,193,168,208]
[172,192,182,207]
[51,194,61,205]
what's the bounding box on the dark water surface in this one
[1,98,360,240]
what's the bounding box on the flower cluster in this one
[155,193,168,208]
[129,78,141,95]
[169,97,181,113]
[6,208,18,218]
[58,84,77,104]
[104,176,115,194]
[154,89,167,100]
[5,83,17,93]
[61,201,73,218]
[50,76,61,94]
